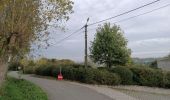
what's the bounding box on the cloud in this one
[129,38,170,46]
[38,0,170,61]
[132,51,170,58]
[128,38,170,58]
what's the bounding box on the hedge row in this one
[13,61,169,88]
[96,66,170,88]
[129,67,164,87]
[110,66,170,88]
[130,68,170,88]
[110,66,133,85]
[35,64,170,88]
[35,65,121,85]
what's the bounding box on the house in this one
[157,58,170,71]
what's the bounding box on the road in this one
[8,71,170,100]
[8,71,115,100]
[8,71,138,100]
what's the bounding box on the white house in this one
[157,58,170,71]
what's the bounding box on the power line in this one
[54,26,84,45]
[87,3,170,32]
[113,4,170,24]
[88,0,161,26]
[54,2,170,46]
[53,0,166,45]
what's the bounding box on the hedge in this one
[129,67,164,87]
[29,63,170,88]
[35,66,121,85]
[164,72,170,88]
[111,66,133,85]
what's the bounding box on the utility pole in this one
[84,18,89,68]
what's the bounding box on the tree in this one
[0,0,73,85]
[149,60,158,68]
[90,23,131,68]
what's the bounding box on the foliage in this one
[12,58,170,88]
[90,23,131,68]
[111,66,133,85]
[149,60,158,68]
[8,62,20,71]
[0,0,73,62]
[0,77,47,100]
[20,59,36,74]
[129,67,164,87]
[36,58,49,66]
[36,58,75,66]
[36,65,121,85]
[164,72,170,88]
[29,59,170,88]
[35,64,54,76]
[92,69,121,85]
[55,59,75,66]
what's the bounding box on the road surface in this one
[8,71,114,100]
[8,71,137,100]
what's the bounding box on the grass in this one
[0,77,48,100]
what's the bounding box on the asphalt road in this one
[9,71,114,100]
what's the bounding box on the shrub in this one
[51,67,60,77]
[111,66,133,85]
[97,67,110,71]
[35,64,54,76]
[8,62,20,71]
[51,66,94,83]
[74,68,94,83]
[164,72,170,88]
[35,65,120,85]
[130,67,164,87]
[93,70,121,85]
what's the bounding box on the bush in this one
[93,69,121,85]
[111,66,133,85]
[130,67,164,87]
[20,60,36,74]
[97,67,110,71]
[73,68,94,83]
[164,72,170,88]
[35,65,120,85]
[35,64,54,76]
[8,62,20,71]
[33,60,170,88]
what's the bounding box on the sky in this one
[38,0,170,62]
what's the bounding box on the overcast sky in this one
[38,0,170,62]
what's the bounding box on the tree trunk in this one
[0,60,8,86]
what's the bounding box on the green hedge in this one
[33,63,170,88]
[129,67,164,87]
[35,66,121,85]
[164,72,170,88]
[92,69,120,85]
[111,66,133,85]
[35,64,54,76]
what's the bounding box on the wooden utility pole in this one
[84,18,89,68]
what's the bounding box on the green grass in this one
[0,77,48,100]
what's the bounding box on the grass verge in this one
[0,77,48,100]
